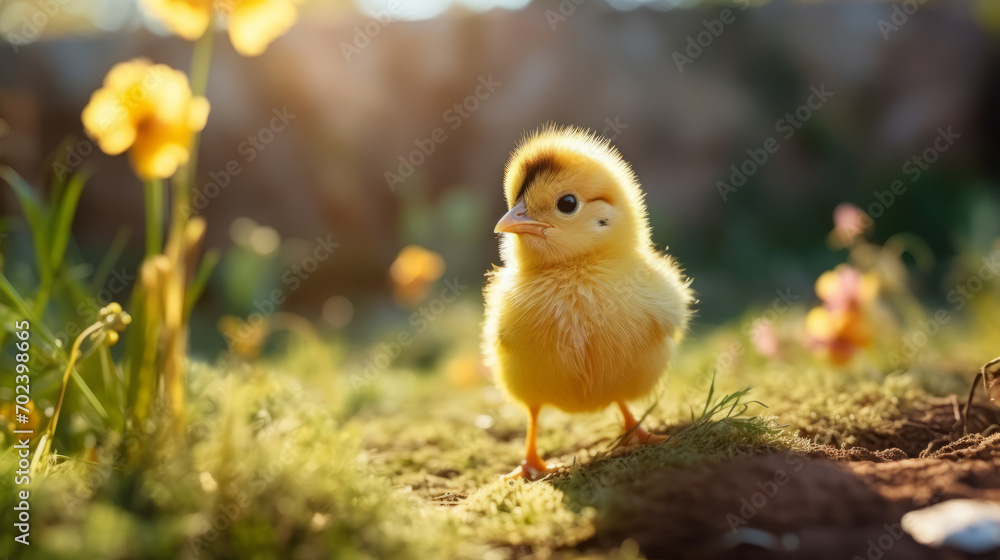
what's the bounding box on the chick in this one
[482,126,694,480]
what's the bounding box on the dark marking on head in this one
[598,219,609,227]
[515,153,560,202]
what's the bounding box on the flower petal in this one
[142,0,213,40]
[226,0,298,57]
[187,96,210,131]
[82,89,137,155]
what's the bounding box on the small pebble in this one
[902,499,1000,553]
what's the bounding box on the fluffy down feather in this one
[483,125,693,413]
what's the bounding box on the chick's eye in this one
[557,194,578,214]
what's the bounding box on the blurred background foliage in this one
[2,0,999,351]
[0,0,998,391]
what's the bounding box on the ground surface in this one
[6,309,1000,560]
[356,354,1000,560]
[589,408,1000,560]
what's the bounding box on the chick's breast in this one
[483,255,691,413]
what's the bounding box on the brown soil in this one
[580,402,1000,560]
[845,399,1000,458]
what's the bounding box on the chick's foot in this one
[502,456,556,481]
[619,425,670,447]
[617,401,669,446]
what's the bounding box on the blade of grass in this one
[124,282,158,426]
[99,344,126,432]
[0,165,49,255]
[90,226,132,292]
[1,166,53,302]
[49,170,90,272]
[69,370,109,419]
[701,370,716,417]
[0,273,57,348]
[184,248,219,319]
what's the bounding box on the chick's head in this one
[496,126,650,268]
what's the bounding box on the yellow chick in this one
[482,126,694,480]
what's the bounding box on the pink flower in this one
[815,264,877,311]
[751,321,780,358]
[830,203,872,248]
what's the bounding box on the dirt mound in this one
[848,434,1000,508]
[846,399,1000,458]
[587,434,1000,559]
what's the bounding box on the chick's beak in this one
[494,199,553,237]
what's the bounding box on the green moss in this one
[6,294,995,559]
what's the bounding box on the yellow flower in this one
[218,315,268,359]
[0,399,39,434]
[98,302,132,347]
[143,0,213,40]
[806,265,877,364]
[82,59,209,179]
[806,306,871,363]
[223,0,299,57]
[390,245,445,307]
[142,0,299,57]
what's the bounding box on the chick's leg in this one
[618,402,669,446]
[503,405,553,481]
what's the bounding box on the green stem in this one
[143,179,163,257]
[189,22,215,99]
[171,174,190,243]
[186,22,216,189]
[46,322,104,444]
[36,320,105,467]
